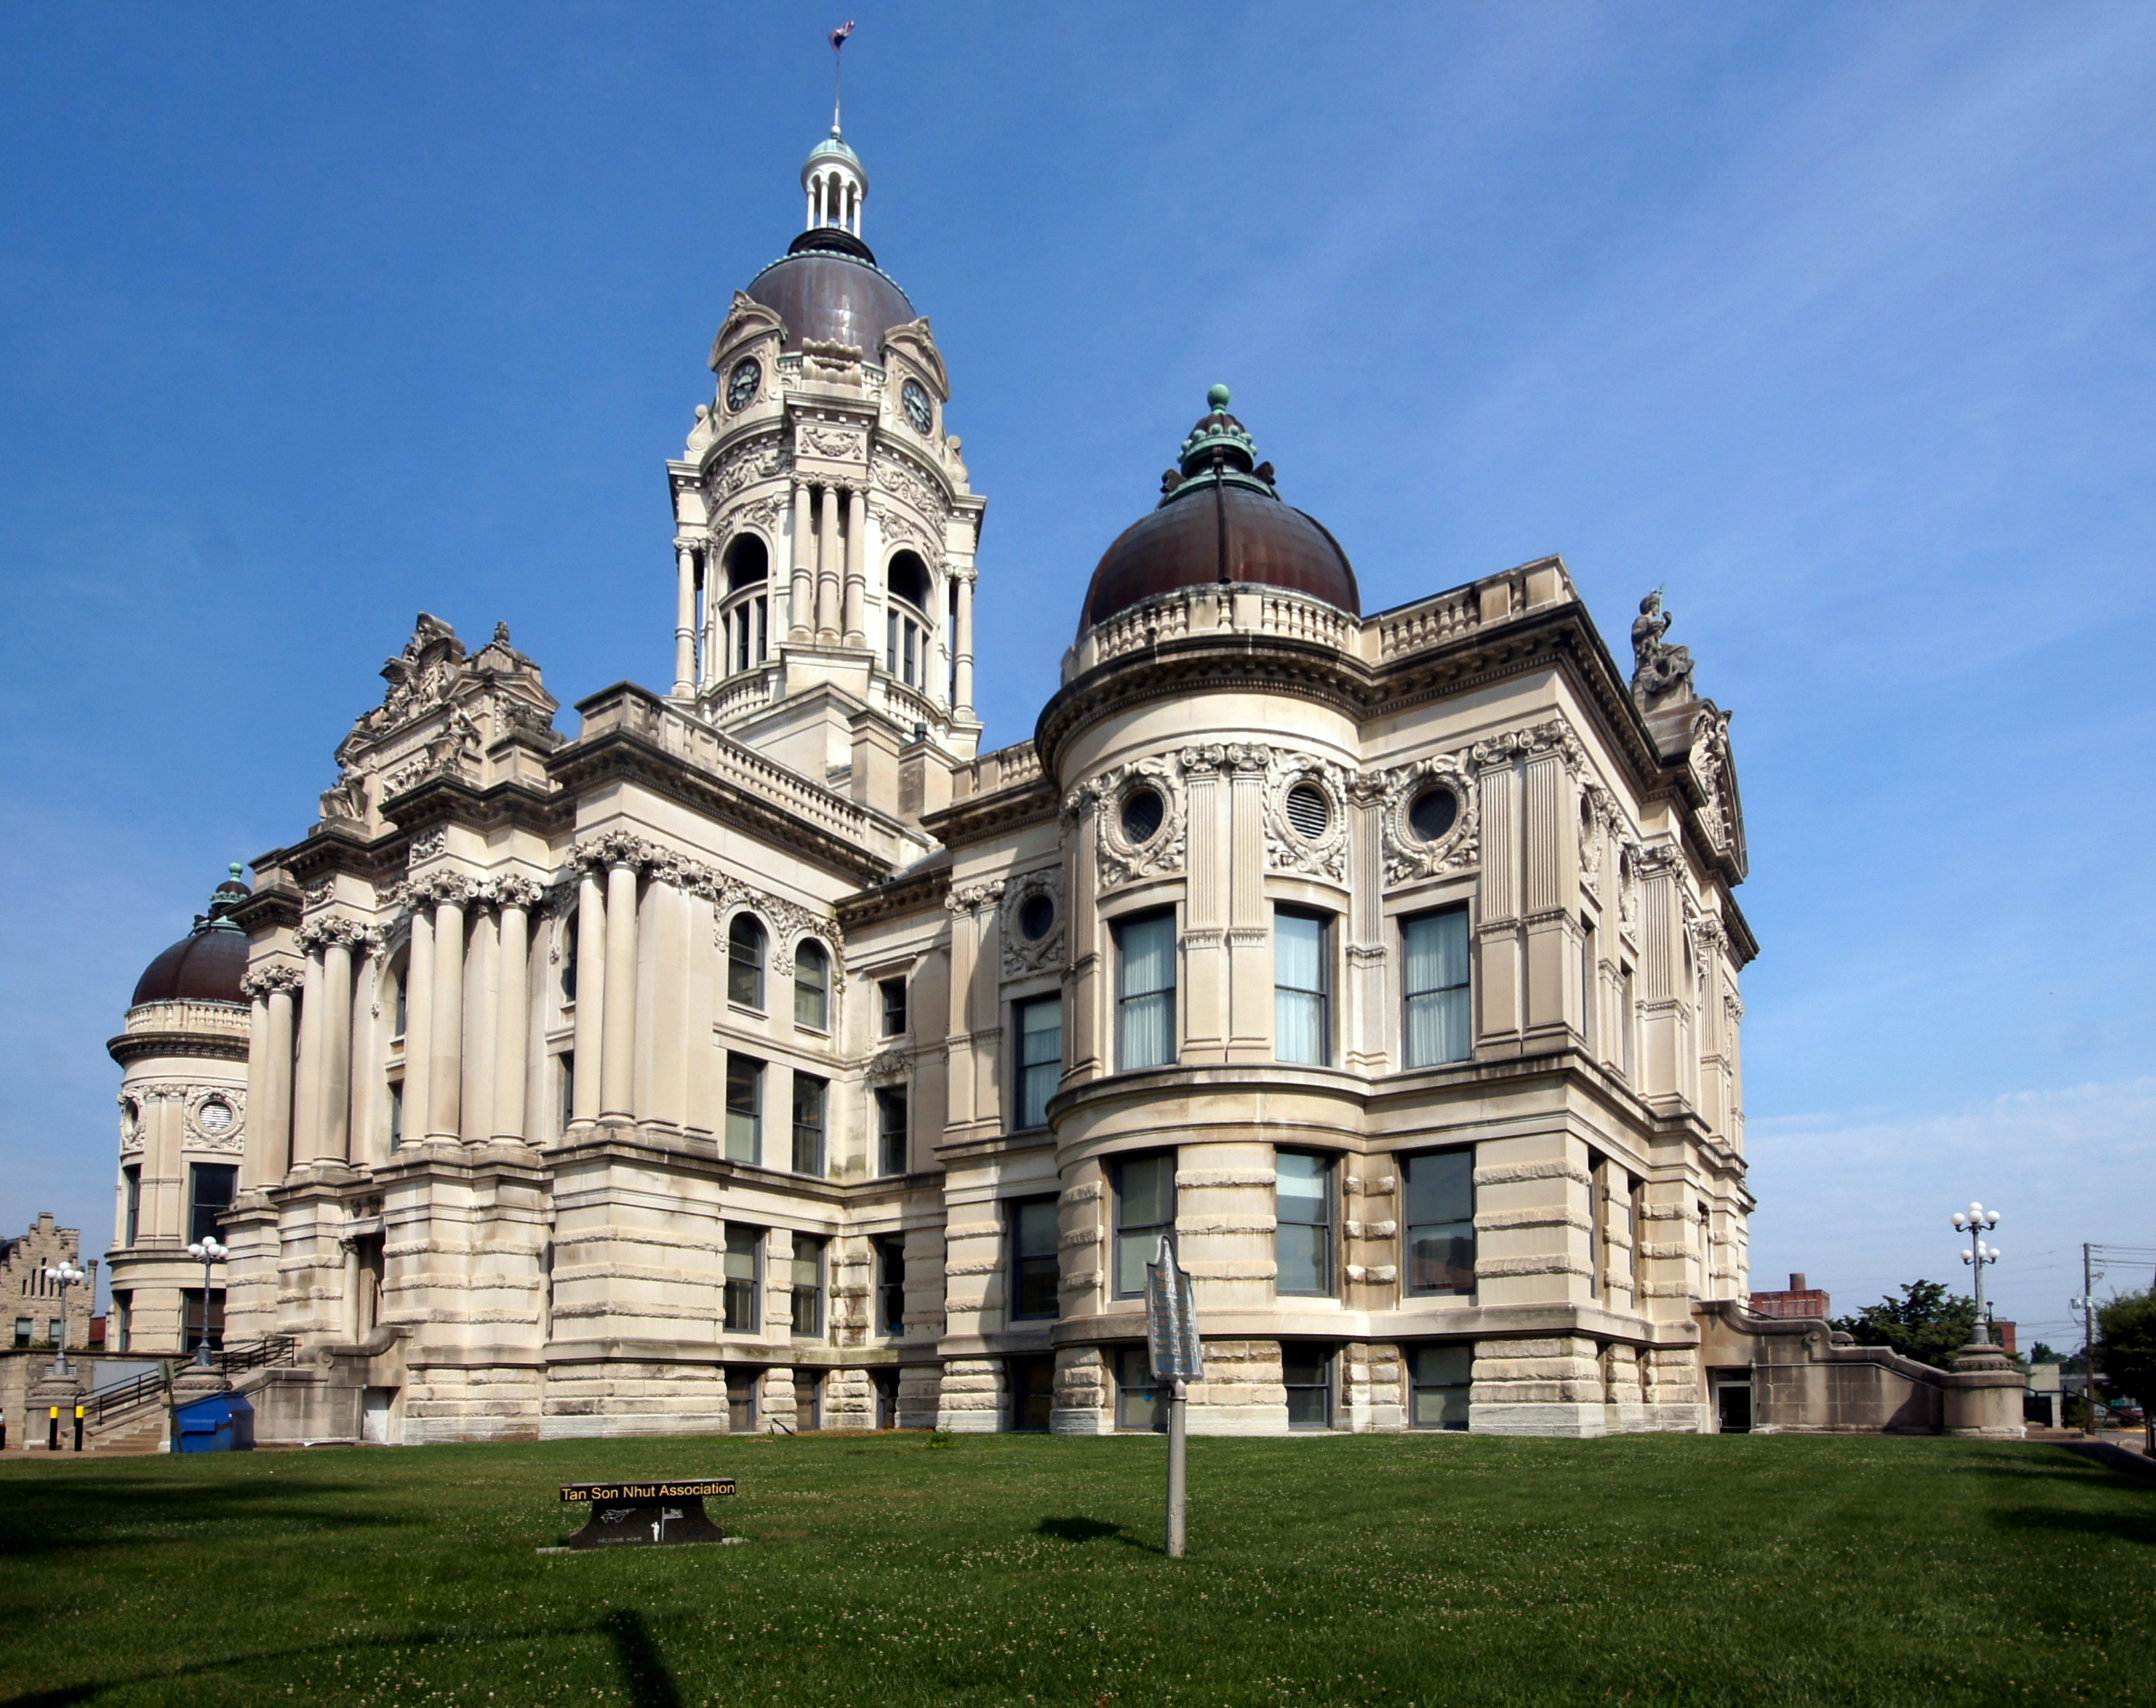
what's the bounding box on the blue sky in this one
[4,4,2151,1344]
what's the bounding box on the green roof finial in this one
[1207,383,1231,411]
[228,863,245,884]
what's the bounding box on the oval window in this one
[1120,787,1165,846]
[1019,894,1055,941]
[1408,785,1459,843]
[1285,783,1329,840]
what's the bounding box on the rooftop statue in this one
[1631,590,1696,711]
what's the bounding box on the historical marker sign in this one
[1146,1233,1203,1383]
[558,1477,735,1548]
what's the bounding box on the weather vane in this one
[830,20,856,135]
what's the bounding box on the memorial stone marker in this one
[558,1478,736,1549]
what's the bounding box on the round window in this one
[1120,787,1165,846]
[197,1098,234,1134]
[1285,782,1330,840]
[1019,894,1056,941]
[1408,785,1459,843]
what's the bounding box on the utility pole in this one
[2083,1243,2098,1438]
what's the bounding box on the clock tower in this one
[665,121,985,816]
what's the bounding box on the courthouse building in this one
[102,117,1760,1444]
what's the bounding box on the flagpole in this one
[1167,1378,1188,1559]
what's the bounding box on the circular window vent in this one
[1019,894,1056,941]
[1120,787,1165,845]
[1408,785,1459,843]
[1285,783,1330,841]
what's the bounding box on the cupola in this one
[130,865,251,1007]
[742,127,917,354]
[1079,387,1361,632]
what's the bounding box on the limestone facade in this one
[104,123,1760,1444]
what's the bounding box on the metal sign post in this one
[1145,1232,1203,1559]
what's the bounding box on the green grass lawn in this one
[1,1432,2151,1707]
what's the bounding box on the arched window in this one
[720,535,771,678]
[885,551,931,689]
[794,940,830,1030]
[728,913,767,1010]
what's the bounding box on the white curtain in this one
[1117,913,1176,1069]
[1274,911,1328,1065]
[1403,909,1471,1066]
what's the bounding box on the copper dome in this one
[744,233,916,355]
[1079,387,1360,632]
[131,867,251,1007]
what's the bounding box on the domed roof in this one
[1080,387,1360,631]
[132,867,251,1007]
[744,237,915,355]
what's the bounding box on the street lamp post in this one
[42,1261,87,1377]
[186,1237,228,1368]
[1950,1202,2001,1346]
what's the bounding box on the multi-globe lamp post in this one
[1951,1202,2001,1345]
[186,1236,228,1368]
[41,1261,87,1376]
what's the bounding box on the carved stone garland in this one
[999,867,1066,980]
[1066,756,1184,890]
[568,832,841,984]
[1377,751,1480,885]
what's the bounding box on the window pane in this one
[1120,991,1173,1069]
[791,1074,826,1176]
[1119,913,1175,996]
[1276,1151,1328,1220]
[722,1224,759,1332]
[794,943,828,1029]
[1405,1149,1473,1226]
[878,1088,908,1175]
[726,1057,762,1163]
[728,917,765,1009]
[1405,1150,1476,1297]
[188,1164,237,1245]
[1276,1223,1327,1295]
[1018,997,1062,1129]
[1275,911,1325,993]
[1116,1347,1165,1432]
[1117,912,1177,1070]
[1276,989,1327,1065]
[1403,909,1471,1068]
[1119,1155,1174,1226]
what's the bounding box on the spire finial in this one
[829,20,857,136]
[1207,383,1231,411]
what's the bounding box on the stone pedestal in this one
[26,1366,88,1452]
[1942,1342,2026,1439]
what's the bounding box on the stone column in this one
[599,859,639,1120]
[815,487,841,642]
[427,893,465,1141]
[245,970,299,1186]
[673,543,698,697]
[493,887,533,1142]
[1225,751,1270,1061]
[1476,758,1521,1045]
[293,948,325,1165]
[570,871,605,1125]
[952,573,976,717]
[317,935,354,1165]
[403,906,435,1142]
[789,482,814,640]
[842,485,868,646]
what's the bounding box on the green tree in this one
[2095,1290,2156,1420]
[2027,1340,2062,1365]
[1831,1280,1979,1369]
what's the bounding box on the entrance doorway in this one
[1713,1368,1753,1433]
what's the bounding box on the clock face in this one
[726,358,761,413]
[198,1099,233,1133]
[901,379,934,436]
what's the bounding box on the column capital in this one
[241,963,305,999]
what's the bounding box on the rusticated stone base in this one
[937,1356,1005,1431]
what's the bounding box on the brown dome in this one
[132,869,251,1007]
[1079,387,1360,632]
[745,237,916,355]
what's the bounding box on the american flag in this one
[830,21,856,52]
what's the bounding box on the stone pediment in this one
[880,318,948,397]
[709,292,786,373]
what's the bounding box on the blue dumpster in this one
[173,1389,254,1453]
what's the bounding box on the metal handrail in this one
[217,1333,297,1375]
[90,1367,169,1426]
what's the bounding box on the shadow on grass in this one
[0,1608,684,1708]
[1991,1506,2156,1549]
[1034,1516,1161,1553]
[0,1474,396,1559]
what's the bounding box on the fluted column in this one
[402,906,435,1142]
[953,572,976,717]
[673,542,697,697]
[427,894,465,1140]
[293,949,325,1165]
[244,970,300,1186]
[492,889,533,1142]
[570,871,605,1124]
[317,936,354,1164]
[815,486,841,641]
[599,861,640,1120]
[842,485,868,646]
[789,481,814,640]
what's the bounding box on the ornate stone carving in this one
[406,828,447,867]
[568,835,841,986]
[184,1086,247,1149]
[239,964,304,999]
[1067,756,1184,890]
[295,915,382,953]
[707,434,786,502]
[865,1049,909,1083]
[944,880,1006,915]
[1631,591,1696,711]
[870,452,944,519]
[1689,706,1737,857]
[798,424,866,461]
[1376,752,1479,885]
[999,868,1065,979]
[404,869,475,907]
[1254,750,1352,882]
[1470,718,1584,773]
[468,874,547,913]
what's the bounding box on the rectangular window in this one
[1116,1346,1165,1432]
[1112,1153,1176,1298]
[725,1054,763,1165]
[789,1233,826,1337]
[393,966,408,1040]
[13,1319,28,1349]
[880,977,907,1036]
[794,1366,820,1432]
[557,1053,575,1135]
[1628,1175,1645,1300]
[873,1235,906,1335]
[1620,965,1637,1080]
[876,1087,909,1177]
[790,1073,828,1177]
[872,1368,898,1428]
[1403,1148,1476,1298]
[1409,1344,1473,1430]
[726,1368,758,1432]
[1586,1153,1604,1301]
[1009,1196,1060,1320]
[1016,995,1061,1130]
[122,1165,140,1247]
[49,1319,62,1345]
[1274,908,1331,1066]
[1402,907,1471,1067]
[387,1079,404,1150]
[1580,916,1598,1053]
[722,1223,761,1333]
[1114,910,1177,1071]
[1274,1151,1335,1296]
[113,1293,131,1354]
[182,1288,226,1355]
[1010,1355,1056,1432]
[187,1163,238,1246]
[1282,1343,1334,1429]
